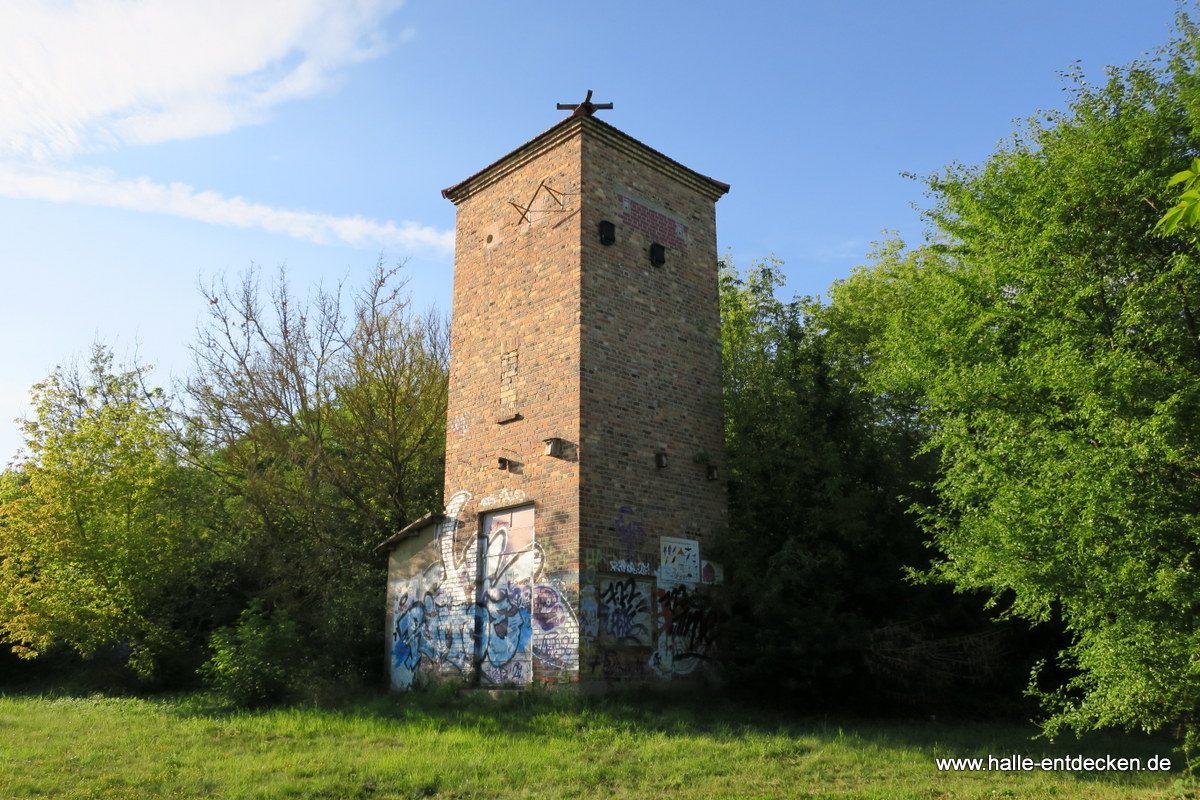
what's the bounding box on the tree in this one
[714,256,1013,711]
[849,25,1200,743]
[1154,157,1200,235]
[0,346,212,676]
[185,262,448,691]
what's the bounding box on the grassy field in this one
[0,688,1193,799]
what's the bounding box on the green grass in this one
[0,688,1192,799]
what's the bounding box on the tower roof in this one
[441,114,730,205]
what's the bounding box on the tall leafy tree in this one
[850,23,1200,741]
[716,257,1009,710]
[186,263,448,689]
[0,346,211,676]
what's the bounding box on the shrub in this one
[200,600,304,707]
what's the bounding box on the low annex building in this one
[377,95,729,689]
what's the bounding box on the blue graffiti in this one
[613,506,647,555]
[389,494,579,690]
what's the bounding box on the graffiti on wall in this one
[608,558,653,576]
[613,505,647,555]
[389,491,579,689]
[578,549,600,646]
[598,576,653,647]
[650,582,719,678]
[649,536,718,678]
[477,505,535,684]
[478,487,527,509]
[390,491,472,689]
[391,561,466,690]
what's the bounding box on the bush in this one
[200,600,304,707]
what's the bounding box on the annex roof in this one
[373,511,446,555]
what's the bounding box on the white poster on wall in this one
[658,536,700,587]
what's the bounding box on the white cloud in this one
[0,0,405,160]
[0,162,453,256]
[811,239,867,261]
[0,1,449,255]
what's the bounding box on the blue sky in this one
[0,0,1183,463]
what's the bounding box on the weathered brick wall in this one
[577,121,728,684]
[442,124,585,685]
[389,115,727,690]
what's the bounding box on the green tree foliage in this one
[0,265,448,697]
[200,599,304,707]
[1154,157,1200,235]
[848,28,1200,739]
[0,346,213,676]
[715,257,1015,711]
[186,263,448,691]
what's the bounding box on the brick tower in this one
[381,99,729,690]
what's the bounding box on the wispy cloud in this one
[0,1,446,253]
[811,239,867,261]
[0,0,407,160]
[0,162,453,256]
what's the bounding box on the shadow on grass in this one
[13,680,1188,795]
[163,682,1184,770]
